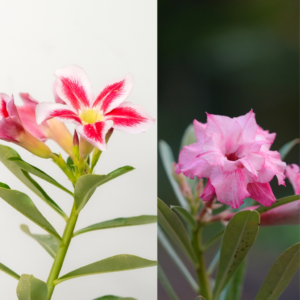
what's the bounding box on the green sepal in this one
[16,274,47,300]
[74,215,157,236]
[20,224,59,258]
[54,254,157,285]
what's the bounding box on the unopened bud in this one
[172,163,193,201]
[72,130,79,159]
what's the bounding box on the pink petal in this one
[54,65,94,111]
[0,94,9,119]
[193,119,207,144]
[36,102,82,125]
[76,120,113,151]
[176,143,212,179]
[93,74,134,114]
[286,164,300,194]
[235,110,258,142]
[53,81,66,104]
[247,182,276,206]
[0,116,25,142]
[105,102,154,134]
[239,152,265,178]
[210,167,250,209]
[200,179,216,201]
[19,93,39,106]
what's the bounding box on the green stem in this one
[193,226,212,300]
[46,204,79,299]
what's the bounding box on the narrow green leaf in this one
[212,210,260,300]
[0,182,10,189]
[74,166,134,212]
[74,215,157,236]
[158,263,180,300]
[158,198,197,264]
[55,254,157,284]
[279,138,300,160]
[255,243,300,300]
[0,188,61,240]
[66,156,75,172]
[224,260,246,300]
[20,224,59,258]
[256,194,300,214]
[93,296,136,300]
[171,206,197,229]
[180,123,197,151]
[0,145,68,221]
[0,263,20,280]
[8,157,73,196]
[159,141,189,209]
[17,274,47,300]
[158,226,198,292]
[207,248,220,276]
[203,228,225,251]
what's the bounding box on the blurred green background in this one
[158,0,299,299]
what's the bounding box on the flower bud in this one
[72,130,79,159]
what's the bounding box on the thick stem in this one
[193,227,212,300]
[46,204,79,299]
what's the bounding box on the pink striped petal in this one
[0,116,25,142]
[105,102,155,134]
[200,179,216,201]
[53,81,66,104]
[93,74,134,114]
[247,182,276,206]
[76,120,113,151]
[0,93,9,119]
[54,65,94,111]
[36,103,82,125]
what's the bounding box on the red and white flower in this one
[0,94,52,158]
[36,65,155,151]
[18,93,73,155]
[176,111,286,209]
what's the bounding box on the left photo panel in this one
[0,1,157,300]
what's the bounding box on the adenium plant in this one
[0,65,156,300]
[158,111,300,300]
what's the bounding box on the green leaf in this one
[16,274,47,300]
[158,226,198,292]
[203,228,225,251]
[20,224,59,258]
[0,145,68,221]
[278,138,300,160]
[224,260,246,300]
[171,206,196,229]
[158,263,180,300]
[74,166,134,212]
[207,248,220,275]
[0,182,10,189]
[93,296,136,300]
[66,156,75,172]
[158,198,197,264]
[255,242,300,300]
[212,210,260,300]
[159,140,189,209]
[180,123,197,151]
[256,194,300,214]
[0,263,20,280]
[0,188,61,240]
[74,215,157,236]
[54,254,157,285]
[8,157,73,196]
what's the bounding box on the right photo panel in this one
[158,1,299,300]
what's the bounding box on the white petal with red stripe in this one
[93,74,134,114]
[105,102,155,134]
[76,120,113,151]
[36,102,82,125]
[54,65,94,111]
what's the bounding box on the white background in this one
[0,1,157,299]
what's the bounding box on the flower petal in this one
[52,81,66,104]
[93,74,134,114]
[0,116,25,142]
[235,110,257,142]
[286,164,300,194]
[193,119,207,144]
[247,182,276,206]
[54,65,94,111]
[210,167,250,209]
[105,102,154,134]
[239,152,265,178]
[76,120,113,151]
[0,93,9,119]
[36,103,82,125]
[200,179,216,201]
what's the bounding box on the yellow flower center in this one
[80,109,103,125]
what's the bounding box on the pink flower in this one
[18,93,73,155]
[286,164,300,194]
[0,94,53,158]
[36,65,155,151]
[176,111,286,209]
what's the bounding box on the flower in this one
[18,93,73,155]
[36,65,155,151]
[176,110,286,209]
[286,164,300,194]
[0,94,53,158]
